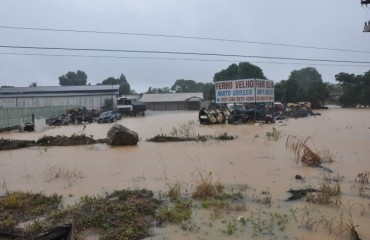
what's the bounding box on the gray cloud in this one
[0,0,369,92]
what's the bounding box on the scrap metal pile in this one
[199,102,320,125]
[46,106,102,126]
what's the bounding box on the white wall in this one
[0,95,116,109]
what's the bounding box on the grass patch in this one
[306,173,342,206]
[147,134,197,142]
[266,127,281,141]
[147,133,237,143]
[49,189,161,240]
[286,134,321,165]
[0,189,161,239]
[0,191,62,232]
[36,134,97,146]
[148,120,236,142]
[167,182,182,201]
[170,120,196,138]
[157,199,192,225]
[352,171,369,196]
[191,171,224,200]
[44,165,84,187]
[213,132,235,141]
[334,204,362,240]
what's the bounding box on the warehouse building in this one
[0,85,119,109]
[140,92,203,111]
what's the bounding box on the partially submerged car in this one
[97,111,122,123]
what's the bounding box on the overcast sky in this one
[0,0,369,93]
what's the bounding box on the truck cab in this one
[117,97,146,116]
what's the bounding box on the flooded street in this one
[1,107,370,239]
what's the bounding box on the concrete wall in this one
[0,106,72,130]
[145,101,201,111]
[0,95,116,109]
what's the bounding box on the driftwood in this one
[286,188,318,201]
[0,224,73,240]
[29,224,73,240]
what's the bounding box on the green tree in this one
[274,80,287,103]
[213,62,266,82]
[200,82,215,100]
[118,74,131,95]
[102,98,114,111]
[326,83,342,103]
[171,79,197,92]
[284,67,327,107]
[170,79,215,100]
[99,74,131,96]
[146,86,171,94]
[361,70,370,107]
[335,72,366,107]
[59,70,87,86]
[29,82,37,87]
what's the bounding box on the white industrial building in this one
[0,85,120,109]
[140,92,204,111]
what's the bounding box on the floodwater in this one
[0,107,370,239]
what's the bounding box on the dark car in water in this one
[97,111,122,123]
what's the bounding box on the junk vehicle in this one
[66,106,97,123]
[97,111,122,123]
[117,97,146,116]
[199,103,274,125]
[199,103,230,124]
[199,103,275,125]
[22,120,34,132]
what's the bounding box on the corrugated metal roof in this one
[1,93,117,98]
[140,92,203,102]
[0,85,119,97]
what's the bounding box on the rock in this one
[107,124,139,146]
[295,174,303,180]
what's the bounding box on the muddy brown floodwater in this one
[1,107,370,239]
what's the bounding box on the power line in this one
[1,52,369,68]
[1,25,370,54]
[1,45,370,64]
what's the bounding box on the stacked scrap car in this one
[199,103,230,125]
[97,111,122,123]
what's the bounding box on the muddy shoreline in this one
[0,135,107,151]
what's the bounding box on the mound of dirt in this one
[147,135,196,142]
[0,139,35,151]
[0,135,108,151]
[36,135,97,146]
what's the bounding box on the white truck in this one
[116,97,146,116]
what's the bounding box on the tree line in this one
[58,71,134,96]
[20,62,369,107]
[335,71,370,107]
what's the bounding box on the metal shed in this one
[140,92,204,111]
[0,85,119,109]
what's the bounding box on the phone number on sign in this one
[219,96,255,102]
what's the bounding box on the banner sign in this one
[215,79,274,104]
[255,79,274,103]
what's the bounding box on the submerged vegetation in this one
[266,127,281,141]
[286,134,334,173]
[352,171,370,197]
[148,120,236,142]
[0,190,161,239]
[0,191,62,234]
[286,134,321,165]
[0,166,367,240]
